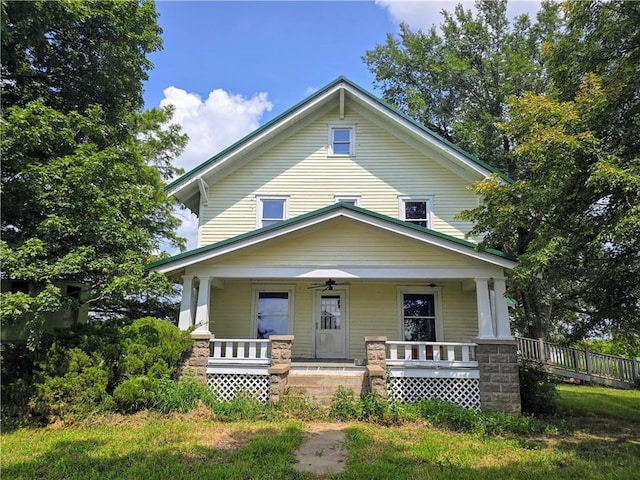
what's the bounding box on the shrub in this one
[210,393,270,421]
[113,376,160,413]
[415,398,549,435]
[519,360,558,416]
[151,377,217,414]
[329,386,361,420]
[119,317,192,380]
[28,348,112,422]
[3,317,194,423]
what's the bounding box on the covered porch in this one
[149,205,520,411]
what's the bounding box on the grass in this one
[2,385,639,480]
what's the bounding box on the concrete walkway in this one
[294,423,348,475]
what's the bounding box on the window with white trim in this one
[398,287,443,342]
[328,125,355,156]
[252,285,294,339]
[334,194,360,206]
[399,195,433,228]
[256,196,289,228]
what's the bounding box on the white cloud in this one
[161,86,273,174]
[159,86,273,252]
[375,0,542,31]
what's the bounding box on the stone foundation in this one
[179,332,212,383]
[365,336,388,398]
[268,335,294,402]
[476,340,521,413]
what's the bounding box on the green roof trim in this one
[145,203,516,271]
[165,76,514,193]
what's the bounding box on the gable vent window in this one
[399,195,433,228]
[257,196,289,228]
[328,125,355,156]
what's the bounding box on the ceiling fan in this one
[307,278,350,291]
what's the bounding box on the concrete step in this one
[285,369,369,405]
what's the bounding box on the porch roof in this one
[146,203,517,276]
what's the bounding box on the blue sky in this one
[143,1,542,249]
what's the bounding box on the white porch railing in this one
[386,341,478,368]
[209,338,271,365]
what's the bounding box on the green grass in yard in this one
[336,421,640,480]
[556,384,640,421]
[2,386,639,480]
[0,414,308,480]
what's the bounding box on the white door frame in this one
[312,287,348,359]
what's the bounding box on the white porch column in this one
[194,275,212,334]
[493,278,513,339]
[475,278,495,339]
[178,275,195,331]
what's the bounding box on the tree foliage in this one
[460,1,640,341]
[365,0,639,342]
[1,0,161,123]
[0,0,187,343]
[363,0,562,175]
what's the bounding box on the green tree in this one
[1,0,161,123]
[363,0,562,176]
[461,1,640,341]
[0,1,187,344]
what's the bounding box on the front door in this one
[315,291,346,358]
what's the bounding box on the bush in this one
[2,317,194,423]
[328,387,407,425]
[29,348,112,421]
[119,317,192,380]
[151,377,217,414]
[519,360,558,416]
[415,398,549,435]
[329,386,361,421]
[113,376,160,413]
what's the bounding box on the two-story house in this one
[147,77,521,412]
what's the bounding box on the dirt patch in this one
[294,423,349,475]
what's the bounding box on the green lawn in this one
[2,385,639,480]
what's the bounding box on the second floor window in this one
[399,195,433,228]
[257,196,289,228]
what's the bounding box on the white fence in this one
[517,337,639,388]
[386,341,478,368]
[210,338,271,365]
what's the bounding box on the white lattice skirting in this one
[207,373,270,403]
[388,377,481,410]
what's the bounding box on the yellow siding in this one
[199,106,479,245]
[208,280,478,359]
[209,218,487,269]
[209,281,252,338]
[442,283,478,342]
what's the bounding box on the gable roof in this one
[146,203,516,276]
[166,76,513,213]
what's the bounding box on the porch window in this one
[256,292,289,339]
[328,125,355,156]
[402,293,437,341]
[399,195,433,228]
[257,196,289,228]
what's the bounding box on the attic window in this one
[328,125,355,156]
[334,195,360,206]
[399,195,433,228]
